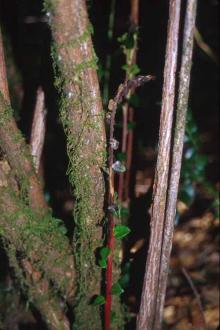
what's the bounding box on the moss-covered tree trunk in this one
[44,0,106,328]
[0,26,75,330]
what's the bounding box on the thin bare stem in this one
[103,0,116,107]
[194,27,219,66]
[182,267,207,329]
[118,0,140,204]
[137,1,181,328]
[154,1,198,328]
[30,86,46,172]
[105,75,155,330]
[0,27,10,102]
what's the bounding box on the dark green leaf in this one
[111,282,124,296]
[98,259,107,269]
[119,274,130,289]
[111,311,117,323]
[114,225,131,239]
[92,295,106,306]
[100,247,111,259]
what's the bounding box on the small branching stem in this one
[106,75,155,330]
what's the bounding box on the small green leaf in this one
[111,311,117,323]
[98,259,107,269]
[130,64,140,75]
[113,225,131,239]
[122,63,140,76]
[92,295,106,306]
[100,247,111,259]
[119,274,130,289]
[111,282,124,296]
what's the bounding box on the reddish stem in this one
[105,213,114,330]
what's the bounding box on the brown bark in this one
[154,1,198,327]
[137,1,181,329]
[0,25,75,327]
[0,162,72,329]
[45,0,106,327]
[0,27,47,213]
[0,27,10,101]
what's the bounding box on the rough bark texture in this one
[0,162,72,330]
[0,28,47,212]
[0,93,48,211]
[136,1,181,329]
[154,1,198,327]
[44,0,106,328]
[0,161,75,300]
[0,24,75,329]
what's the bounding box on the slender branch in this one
[0,27,10,102]
[182,267,207,329]
[30,86,47,173]
[137,1,181,328]
[105,75,155,330]
[154,2,198,328]
[194,27,219,66]
[103,0,116,107]
[119,0,140,204]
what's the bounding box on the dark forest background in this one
[0,0,219,329]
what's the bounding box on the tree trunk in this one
[44,0,106,327]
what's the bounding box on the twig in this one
[182,267,207,329]
[105,75,155,330]
[137,1,182,329]
[0,27,10,102]
[30,86,47,172]
[194,27,219,66]
[103,0,116,107]
[154,1,198,328]
[118,0,140,204]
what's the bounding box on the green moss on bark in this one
[44,0,106,327]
